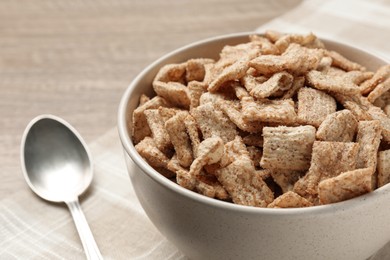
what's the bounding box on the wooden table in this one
[0,0,301,196]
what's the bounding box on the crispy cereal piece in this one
[144,109,172,154]
[135,137,170,169]
[373,90,390,109]
[316,110,358,142]
[168,149,229,200]
[220,42,261,62]
[185,58,214,82]
[377,150,390,187]
[274,32,324,53]
[367,106,390,142]
[356,120,382,169]
[268,191,313,208]
[217,100,263,133]
[316,56,333,71]
[184,114,201,157]
[324,50,366,71]
[282,76,305,99]
[139,94,150,106]
[332,93,372,121]
[196,173,230,200]
[208,56,250,93]
[297,87,336,127]
[154,62,187,83]
[249,43,323,75]
[318,167,373,204]
[220,136,249,167]
[153,81,190,109]
[188,80,206,110]
[293,141,359,203]
[188,137,224,177]
[132,96,169,144]
[345,71,374,85]
[269,169,303,193]
[214,157,274,207]
[241,74,268,93]
[306,70,360,95]
[260,125,316,171]
[249,34,279,54]
[360,65,390,95]
[367,78,390,103]
[385,104,390,116]
[264,30,283,43]
[232,83,251,100]
[241,97,297,125]
[199,92,226,105]
[250,72,293,99]
[191,103,238,143]
[165,112,193,168]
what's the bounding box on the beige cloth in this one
[2,0,390,259]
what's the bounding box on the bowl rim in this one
[118,31,390,216]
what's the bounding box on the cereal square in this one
[260,125,316,171]
[297,87,337,127]
[316,110,358,142]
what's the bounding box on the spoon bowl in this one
[21,114,102,260]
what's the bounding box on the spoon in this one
[21,114,103,260]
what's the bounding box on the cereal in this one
[132,96,169,144]
[188,81,206,110]
[297,87,337,127]
[281,76,305,99]
[131,31,390,208]
[250,71,293,99]
[356,121,382,170]
[306,70,360,95]
[241,97,297,125]
[294,141,359,203]
[208,56,251,93]
[377,150,390,188]
[360,65,390,95]
[316,110,358,142]
[191,103,237,143]
[318,167,373,204]
[217,100,263,133]
[144,108,173,154]
[260,125,316,171]
[249,43,323,75]
[267,191,313,208]
[154,62,187,83]
[367,78,390,103]
[324,50,366,71]
[214,137,273,206]
[139,94,150,106]
[135,137,170,169]
[367,106,390,142]
[185,58,214,82]
[188,137,224,178]
[153,81,190,109]
[269,169,303,193]
[165,111,193,168]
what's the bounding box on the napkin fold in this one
[2,0,390,259]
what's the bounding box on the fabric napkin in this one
[2,0,390,259]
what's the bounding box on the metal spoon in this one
[21,114,103,260]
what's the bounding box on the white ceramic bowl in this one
[118,32,390,260]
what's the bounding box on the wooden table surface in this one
[0,0,301,195]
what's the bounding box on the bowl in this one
[118,32,390,260]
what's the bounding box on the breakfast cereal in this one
[131,31,390,208]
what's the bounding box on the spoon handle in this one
[66,199,103,260]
